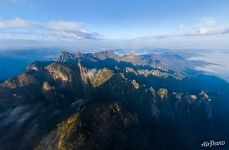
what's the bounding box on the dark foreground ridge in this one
[0,51,229,150]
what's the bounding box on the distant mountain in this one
[0,51,228,150]
[0,49,61,80]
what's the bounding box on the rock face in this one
[157,88,168,99]
[93,50,121,61]
[121,54,146,65]
[78,63,97,86]
[0,51,228,150]
[131,80,140,89]
[46,62,74,82]
[42,81,53,91]
[91,68,114,87]
[1,73,38,88]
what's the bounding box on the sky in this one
[0,0,229,50]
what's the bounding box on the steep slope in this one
[91,68,114,87]
[36,102,145,150]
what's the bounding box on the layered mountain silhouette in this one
[0,51,228,150]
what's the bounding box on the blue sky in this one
[0,0,229,50]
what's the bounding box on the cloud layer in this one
[0,17,229,50]
[138,18,229,40]
[190,18,229,36]
[0,18,99,40]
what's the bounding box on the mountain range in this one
[0,50,228,150]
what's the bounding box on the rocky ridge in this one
[0,51,228,150]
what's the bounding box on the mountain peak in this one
[121,54,146,65]
[93,50,121,61]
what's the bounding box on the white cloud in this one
[0,17,229,50]
[47,21,84,32]
[0,18,39,29]
[112,18,229,50]
[191,18,229,36]
[135,18,229,40]
[0,18,99,40]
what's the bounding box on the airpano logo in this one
[201,140,225,148]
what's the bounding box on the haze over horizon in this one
[0,0,229,50]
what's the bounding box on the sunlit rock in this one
[157,88,168,99]
[91,68,114,87]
